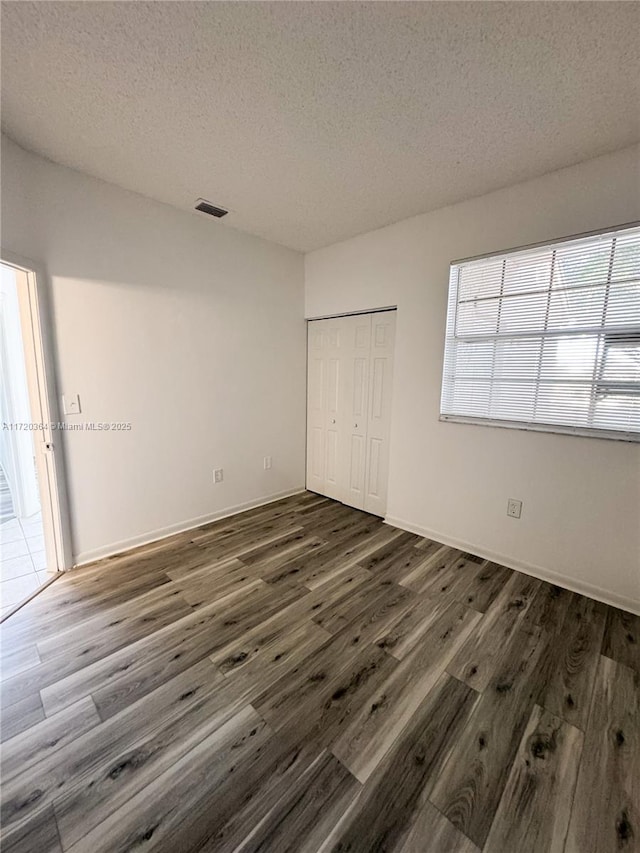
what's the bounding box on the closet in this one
[306,310,396,516]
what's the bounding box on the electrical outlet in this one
[213,468,224,484]
[507,498,522,519]
[263,456,272,470]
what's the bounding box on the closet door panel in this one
[324,355,341,493]
[366,437,383,501]
[306,317,349,502]
[307,311,395,516]
[341,315,371,510]
[323,319,347,501]
[364,312,396,516]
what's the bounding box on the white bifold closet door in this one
[306,310,396,516]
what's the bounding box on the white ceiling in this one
[2,2,639,252]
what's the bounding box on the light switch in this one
[63,394,81,415]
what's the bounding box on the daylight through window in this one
[440,224,640,440]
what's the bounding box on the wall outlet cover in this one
[507,498,523,519]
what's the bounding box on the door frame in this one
[306,306,397,322]
[1,250,73,572]
[305,306,398,514]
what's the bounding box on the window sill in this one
[439,414,640,443]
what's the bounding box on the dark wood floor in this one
[1,491,638,853]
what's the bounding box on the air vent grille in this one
[195,199,228,218]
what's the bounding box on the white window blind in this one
[440,224,640,441]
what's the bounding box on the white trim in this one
[439,414,639,444]
[73,487,306,566]
[385,514,640,616]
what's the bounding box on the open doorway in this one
[0,257,71,618]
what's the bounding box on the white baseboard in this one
[73,487,306,567]
[385,515,640,616]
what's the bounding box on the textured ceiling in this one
[2,1,639,252]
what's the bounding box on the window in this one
[440,224,640,441]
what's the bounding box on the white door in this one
[341,313,372,511]
[306,310,396,517]
[363,311,396,516]
[1,256,72,575]
[306,316,348,502]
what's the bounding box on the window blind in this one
[440,224,640,441]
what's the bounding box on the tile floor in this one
[1,511,51,617]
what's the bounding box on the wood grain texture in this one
[1,659,226,840]
[183,734,333,852]
[326,673,476,852]
[445,570,540,692]
[400,547,478,599]
[0,691,45,742]
[0,643,41,679]
[396,801,480,853]
[565,655,640,853]
[53,675,259,848]
[483,704,584,853]
[430,610,549,847]
[331,600,481,782]
[252,624,398,744]
[540,594,606,729]
[374,593,453,660]
[1,696,101,780]
[455,560,510,614]
[0,805,62,853]
[0,491,635,853]
[232,751,360,853]
[65,705,271,853]
[1,588,194,712]
[602,606,640,673]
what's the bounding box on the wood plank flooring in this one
[1,491,638,853]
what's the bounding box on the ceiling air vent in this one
[195,198,228,218]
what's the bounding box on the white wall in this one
[1,136,306,563]
[306,145,640,612]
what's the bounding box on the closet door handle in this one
[354,423,358,428]
[331,418,336,424]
